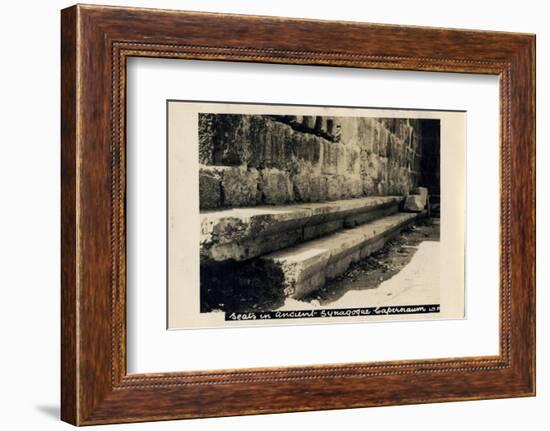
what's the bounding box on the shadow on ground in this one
[35,404,59,420]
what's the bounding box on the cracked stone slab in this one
[200,196,404,263]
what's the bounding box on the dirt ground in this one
[302,217,440,306]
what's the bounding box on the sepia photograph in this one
[167,101,465,329]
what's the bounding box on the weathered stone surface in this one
[404,194,427,212]
[415,186,429,201]
[321,141,336,175]
[212,115,251,165]
[291,132,321,165]
[398,167,410,193]
[261,168,294,204]
[291,165,317,202]
[199,114,428,206]
[379,127,390,157]
[221,167,260,207]
[199,167,222,209]
[346,146,360,173]
[198,114,215,165]
[344,202,399,228]
[379,157,388,183]
[362,174,376,196]
[345,177,363,198]
[258,211,426,298]
[365,152,382,182]
[200,196,404,263]
[309,176,328,202]
[303,220,343,241]
[249,118,295,169]
[291,171,311,202]
[326,175,343,201]
[203,114,327,170]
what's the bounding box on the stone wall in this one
[199,114,426,210]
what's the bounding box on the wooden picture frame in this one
[61,4,536,425]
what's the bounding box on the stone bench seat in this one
[200,196,404,263]
[257,211,426,299]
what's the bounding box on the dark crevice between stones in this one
[218,175,225,207]
[200,260,286,313]
[292,180,304,203]
[258,170,267,205]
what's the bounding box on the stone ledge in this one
[201,196,404,263]
[259,211,426,299]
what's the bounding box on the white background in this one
[128,61,497,372]
[0,0,546,430]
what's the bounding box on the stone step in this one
[256,211,426,299]
[201,196,404,264]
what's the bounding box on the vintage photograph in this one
[167,102,465,329]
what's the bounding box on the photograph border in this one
[61,4,535,425]
[166,100,461,329]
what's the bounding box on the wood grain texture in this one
[60,5,78,425]
[60,4,536,425]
